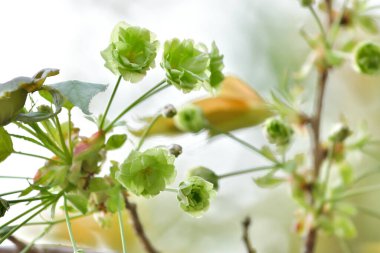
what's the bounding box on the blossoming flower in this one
[117,147,176,197]
[101,22,159,82]
[177,176,216,217]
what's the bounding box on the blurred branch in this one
[123,192,160,253]
[242,217,256,253]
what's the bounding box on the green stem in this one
[100,75,122,130]
[0,176,32,180]
[8,196,52,204]
[218,166,274,179]
[54,115,71,162]
[357,206,380,221]
[0,199,56,244]
[118,207,128,253]
[335,184,380,200]
[104,79,167,133]
[136,114,162,151]
[308,6,329,47]
[208,125,279,164]
[350,169,380,187]
[321,142,336,196]
[9,134,45,148]
[64,195,80,253]
[20,122,66,159]
[68,109,74,155]
[22,213,89,226]
[19,224,53,253]
[0,199,52,229]
[0,190,23,197]
[13,151,62,163]
[329,0,350,45]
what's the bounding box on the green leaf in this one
[88,177,110,192]
[105,186,123,212]
[106,134,127,150]
[40,81,108,114]
[333,215,357,239]
[339,163,354,185]
[358,15,378,34]
[66,194,88,214]
[0,127,13,163]
[253,171,284,188]
[16,87,63,123]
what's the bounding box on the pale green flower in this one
[177,176,215,217]
[117,147,176,197]
[354,42,380,75]
[161,39,210,93]
[101,22,159,82]
[174,104,207,133]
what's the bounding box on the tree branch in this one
[242,217,256,253]
[303,1,334,252]
[122,192,160,253]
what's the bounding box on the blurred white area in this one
[1,0,380,253]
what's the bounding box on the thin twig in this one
[242,217,256,253]
[122,192,159,253]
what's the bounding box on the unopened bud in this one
[161,104,177,118]
[329,123,351,143]
[168,144,182,157]
[187,166,219,190]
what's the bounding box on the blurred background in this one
[1,0,380,252]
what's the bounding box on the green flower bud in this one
[161,104,177,118]
[205,42,224,92]
[264,118,294,147]
[187,166,219,190]
[161,39,210,93]
[177,176,215,217]
[329,123,351,143]
[101,22,159,82]
[174,104,207,133]
[117,147,176,197]
[0,198,10,217]
[37,105,53,113]
[354,42,380,75]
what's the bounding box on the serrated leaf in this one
[0,127,13,163]
[106,134,127,150]
[66,194,88,214]
[40,80,108,114]
[17,87,63,123]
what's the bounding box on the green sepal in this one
[66,193,88,214]
[106,134,127,150]
[16,87,63,123]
